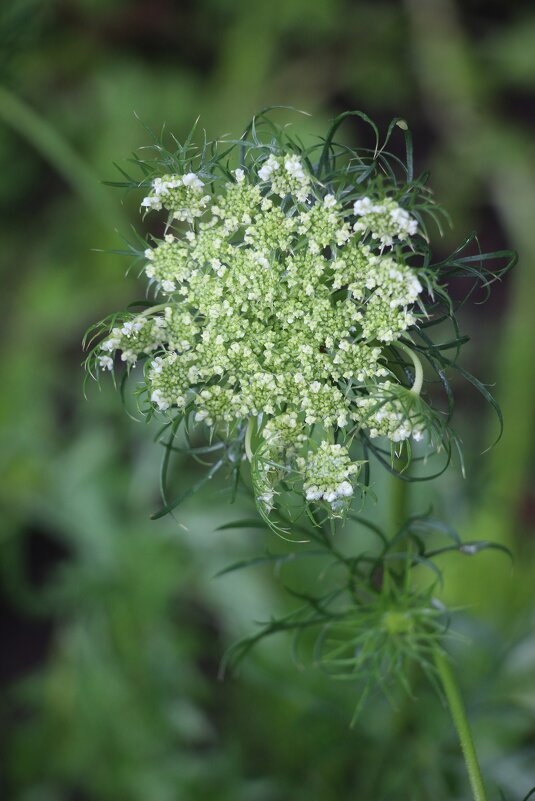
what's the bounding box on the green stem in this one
[245,416,255,461]
[396,341,424,395]
[390,468,408,535]
[433,647,488,801]
[139,303,168,317]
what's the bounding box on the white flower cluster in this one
[258,154,311,202]
[98,307,198,371]
[263,412,307,453]
[141,173,211,222]
[356,382,426,442]
[149,351,199,411]
[98,153,426,513]
[297,441,361,509]
[254,412,309,514]
[298,194,351,253]
[353,197,418,247]
[144,234,192,293]
[99,315,167,369]
[332,246,424,343]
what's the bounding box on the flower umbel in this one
[86,111,512,526]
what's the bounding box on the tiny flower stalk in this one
[85,109,515,796]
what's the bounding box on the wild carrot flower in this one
[85,113,516,798]
[86,111,512,526]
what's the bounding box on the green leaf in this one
[215,518,269,531]
[214,549,325,577]
[151,458,225,520]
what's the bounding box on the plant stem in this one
[245,416,255,461]
[390,468,408,535]
[396,341,424,395]
[433,647,488,801]
[139,303,168,317]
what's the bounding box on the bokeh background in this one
[1,1,535,798]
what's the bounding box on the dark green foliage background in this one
[1,1,534,798]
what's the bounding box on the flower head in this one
[353,197,418,246]
[297,441,362,512]
[87,112,510,524]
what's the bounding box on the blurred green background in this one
[1,1,535,798]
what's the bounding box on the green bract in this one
[86,110,513,529]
